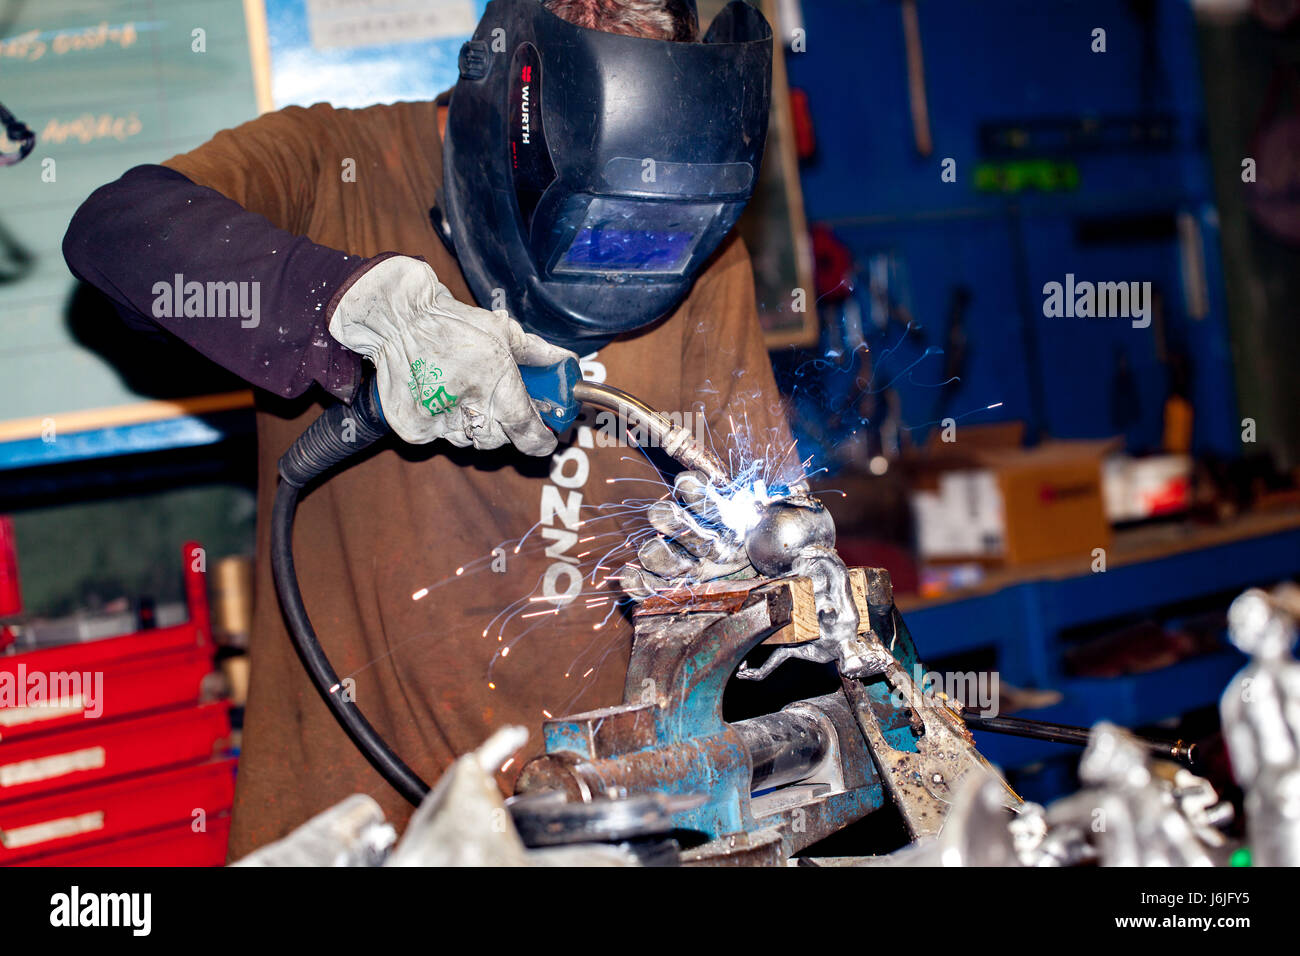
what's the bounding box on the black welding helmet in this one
[438,0,772,352]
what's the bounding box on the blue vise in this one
[515,568,925,864]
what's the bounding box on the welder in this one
[62,0,793,857]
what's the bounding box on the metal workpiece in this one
[743,511,1006,835]
[571,379,729,484]
[743,494,837,576]
[739,495,890,679]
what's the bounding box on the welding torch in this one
[271,356,729,806]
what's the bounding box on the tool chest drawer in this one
[0,632,213,742]
[0,701,230,802]
[14,815,232,867]
[0,756,235,864]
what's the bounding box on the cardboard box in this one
[908,427,1115,566]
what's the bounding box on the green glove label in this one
[408,359,459,417]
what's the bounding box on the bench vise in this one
[516,556,1019,864]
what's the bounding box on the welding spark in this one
[520,608,560,618]
[384,378,814,714]
[901,401,1008,433]
[707,474,770,537]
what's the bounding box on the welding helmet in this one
[437,0,773,352]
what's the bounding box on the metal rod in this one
[735,710,831,791]
[961,709,1198,768]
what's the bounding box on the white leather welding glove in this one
[329,255,576,454]
[618,471,756,601]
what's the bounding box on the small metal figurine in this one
[1222,585,1300,867]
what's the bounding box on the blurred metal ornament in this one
[231,794,396,867]
[1222,586,1300,866]
[1048,721,1217,866]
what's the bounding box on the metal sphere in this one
[744,496,836,577]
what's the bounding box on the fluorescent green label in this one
[408,359,459,416]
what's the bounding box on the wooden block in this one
[763,576,819,646]
[848,568,871,624]
[765,568,875,645]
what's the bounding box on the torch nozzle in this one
[571,380,730,485]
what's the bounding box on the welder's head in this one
[438,0,773,352]
[544,0,699,40]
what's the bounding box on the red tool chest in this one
[0,701,230,802]
[0,644,217,742]
[0,758,236,864]
[0,542,235,866]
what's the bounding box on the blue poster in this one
[263,0,489,109]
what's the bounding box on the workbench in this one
[898,509,1300,796]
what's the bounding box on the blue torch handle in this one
[519,357,583,432]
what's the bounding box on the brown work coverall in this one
[162,102,792,858]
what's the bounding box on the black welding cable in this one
[270,376,431,806]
